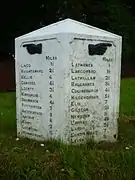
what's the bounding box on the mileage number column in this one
[46,56,57,137]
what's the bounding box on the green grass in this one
[0,92,16,135]
[120,78,135,116]
[1,78,135,179]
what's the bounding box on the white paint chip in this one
[46,150,50,153]
[40,144,45,147]
[125,147,130,150]
[61,169,65,172]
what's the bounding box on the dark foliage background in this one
[0,0,135,76]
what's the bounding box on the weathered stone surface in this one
[15,19,122,144]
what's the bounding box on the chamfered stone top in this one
[16,18,121,40]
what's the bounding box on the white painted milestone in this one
[15,18,122,144]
